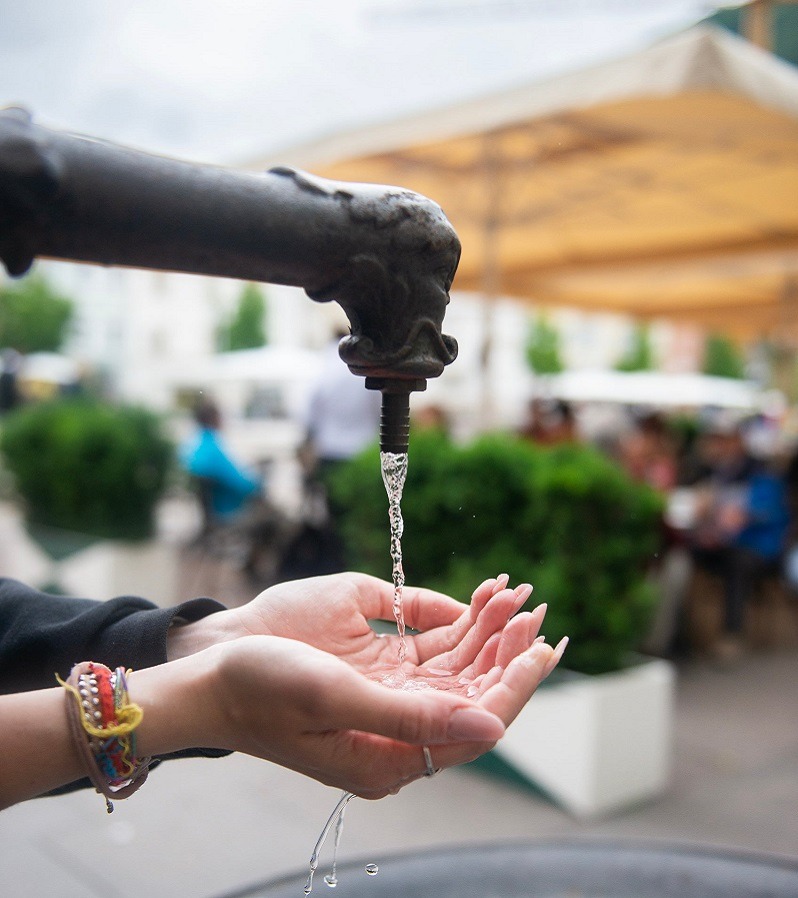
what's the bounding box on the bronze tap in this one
[0,107,460,452]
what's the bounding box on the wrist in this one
[166,607,246,661]
[129,646,226,757]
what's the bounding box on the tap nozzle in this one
[366,377,426,455]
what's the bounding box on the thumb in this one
[317,673,505,746]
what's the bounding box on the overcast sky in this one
[1,0,722,165]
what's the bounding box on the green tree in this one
[615,324,654,372]
[218,283,267,351]
[525,314,564,375]
[0,275,74,353]
[702,333,746,379]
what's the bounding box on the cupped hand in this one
[164,571,567,797]
[203,623,564,799]
[230,572,545,693]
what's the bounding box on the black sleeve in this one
[0,578,233,793]
[0,577,227,694]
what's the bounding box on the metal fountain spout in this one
[0,107,460,453]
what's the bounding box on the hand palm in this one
[237,573,539,693]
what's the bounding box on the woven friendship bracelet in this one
[59,661,151,813]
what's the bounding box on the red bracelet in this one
[60,661,150,813]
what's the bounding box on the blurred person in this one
[181,397,262,524]
[0,572,567,811]
[296,330,381,572]
[181,397,292,583]
[618,412,686,658]
[688,412,790,660]
[618,411,678,493]
[412,402,451,436]
[303,329,382,479]
[782,445,798,595]
[518,397,577,446]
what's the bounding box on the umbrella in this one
[254,25,798,342]
[546,369,766,410]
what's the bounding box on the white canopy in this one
[547,369,770,410]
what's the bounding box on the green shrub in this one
[0,399,174,541]
[329,431,664,675]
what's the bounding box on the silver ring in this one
[423,746,440,777]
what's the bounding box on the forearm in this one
[0,650,222,810]
[0,688,84,809]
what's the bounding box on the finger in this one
[438,576,498,649]
[321,731,486,799]
[392,640,562,784]
[424,589,523,674]
[543,637,569,678]
[315,666,505,747]
[474,573,507,615]
[357,575,465,632]
[402,586,467,632]
[493,612,535,670]
[477,641,554,727]
[491,573,511,597]
[303,634,549,802]
[495,602,546,669]
[458,586,532,677]
[470,630,501,676]
[430,573,512,652]
[410,602,473,663]
[460,586,531,662]
[477,664,504,696]
[470,577,498,615]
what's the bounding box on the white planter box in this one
[56,540,178,605]
[493,657,675,819]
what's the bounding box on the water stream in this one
[303,791,355,895]
[380,450,409,668]
[303,451,409,893]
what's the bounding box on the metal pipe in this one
[0,107,460,394]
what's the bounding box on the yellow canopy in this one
[257,26,798,341]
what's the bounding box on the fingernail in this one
[492,573,510,594]
[472,578,496,599]
[544,637,569,678]
[525,640,551,659]
[448,708,505,741]
[513,583,533,602]
[532,602,547,617]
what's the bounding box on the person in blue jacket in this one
[689,415,790,658]
[181,398,262,523]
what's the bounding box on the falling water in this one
[304,451,409,894]
[380,450,409,667]
[304,791,355,895]
[322,790,349,889]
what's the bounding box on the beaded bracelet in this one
[59,661,151,813]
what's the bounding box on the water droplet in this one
[324,874,338,888]
[365,864,379,876]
